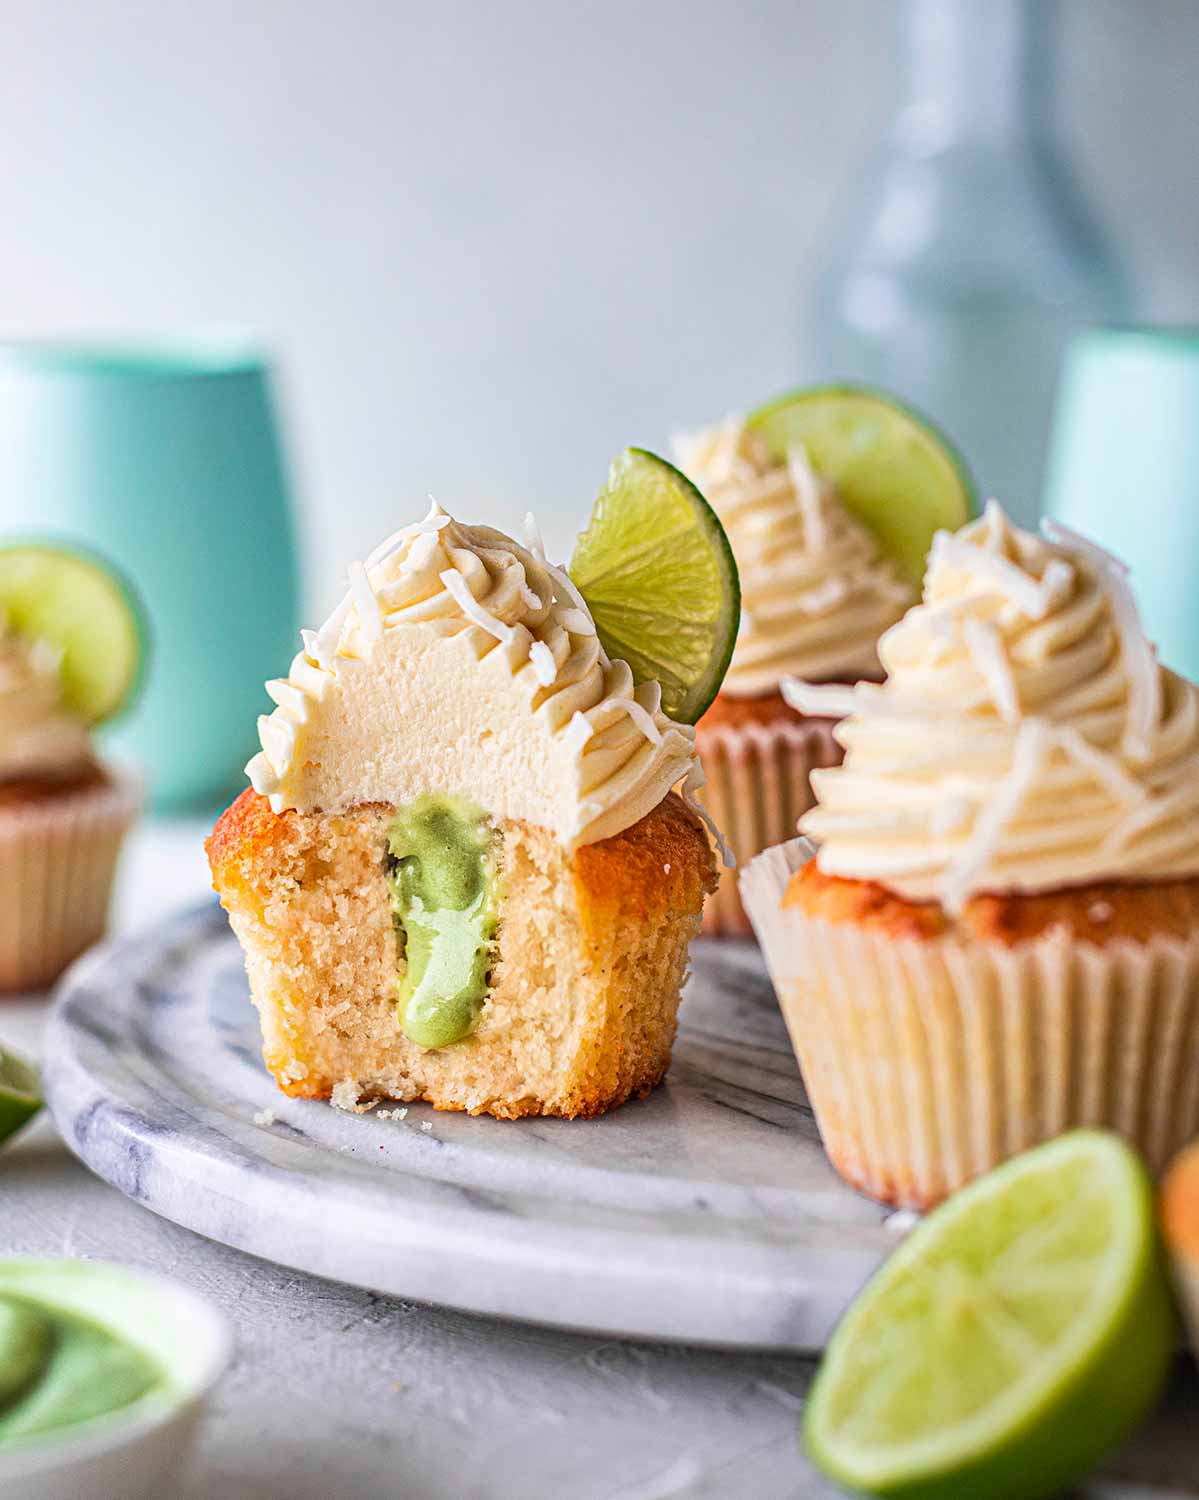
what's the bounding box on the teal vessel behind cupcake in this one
[0,338,300,810]
[1045,324,1199,684]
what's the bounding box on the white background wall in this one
[5,0,1199,615]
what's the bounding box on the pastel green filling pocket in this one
[386,795,501,1049]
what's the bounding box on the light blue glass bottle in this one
[806,0,1128,526]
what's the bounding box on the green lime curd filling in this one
[0,1295,164,1447]
[387,794,501,1049]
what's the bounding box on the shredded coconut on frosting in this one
[247,501,703,849]
[800,501,1199,909]
[673,418,914,694]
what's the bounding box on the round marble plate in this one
[44,903,895,1351]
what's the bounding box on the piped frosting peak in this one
[789,502,1199,912]
[674,418,913,694]
[247,503,701,848]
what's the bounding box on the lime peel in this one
[569,448,740,724]
[0,1046,43,1145]
[804,1131,1174,1500]
[747,384,976,589]
[0,542,148,724]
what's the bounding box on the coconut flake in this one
[523,511,547,561]
[796,576,850,616]
[1043,520,1160,759]
[780,677,861,720]
[941,719,1048,914]
[1048,725,1145,806]
[529,640,557,686]
[314,593,353,664]
[439,569,515,645]
[930,532,1060,620]
[557,607,597,637]
[681,761,735,869]
[600,697,662,745]
[347,560,383,644]
[963,617,1020,723]
[787,442,827,552]
[564,710,594,754]
[1041,518,1129,576]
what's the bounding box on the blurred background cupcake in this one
[674,390,972,935]
[743,502,1199,1208]
[0,545,144,990]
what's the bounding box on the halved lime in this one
[748,385,975,588]
[0,1047,43,1145]
[804,1131,1174,1500]
[0,542,147,723]
[569,448,740,723]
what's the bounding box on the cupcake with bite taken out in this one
[208,451,728,1120]
[743,501,1199,1209]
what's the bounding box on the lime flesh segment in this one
[0,1047,43,1145]
[0,544,146,723]
[748,385,975,589]
[804,1131,1174,1500]
[568,448,740,724]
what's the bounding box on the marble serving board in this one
[43,903,896,1351]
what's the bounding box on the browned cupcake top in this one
[697,689,811,732]
[783,857,1199,948]
[0,766,110,809]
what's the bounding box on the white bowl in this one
[0,1259,231,1500]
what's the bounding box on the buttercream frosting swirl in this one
[247,503,706,849]
[0,629,94,782]
[789,502,1199,912]
[674,418,914,695]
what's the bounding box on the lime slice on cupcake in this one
[0,543,146,723]
[569,448,739,724]
[0,1046,43,1145]
[804,1131,1173,1500]
[748,385,975,588]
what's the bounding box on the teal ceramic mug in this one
[1043,325,1199,683]
[0,338,300,810]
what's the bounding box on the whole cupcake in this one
[742,501,1199,1209]
[0,544,143,990]
[674,404,921,936]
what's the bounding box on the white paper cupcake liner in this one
[0,769,141,992]
[695,715,841,938]
[741,838,1199,1209]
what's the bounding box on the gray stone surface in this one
[2,824,1197,1498]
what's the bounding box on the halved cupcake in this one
[743,502,1199,1208]
[674,390,971,936]
[209,479,723,1119]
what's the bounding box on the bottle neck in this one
[897,0,1056,147]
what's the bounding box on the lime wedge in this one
[0,543,147,723]
[569,448,740,723]
[0,1047,43,1145]
[804,1131,1174,1500]
[748,385,975,588]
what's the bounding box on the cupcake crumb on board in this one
[252,1108,277,1127]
